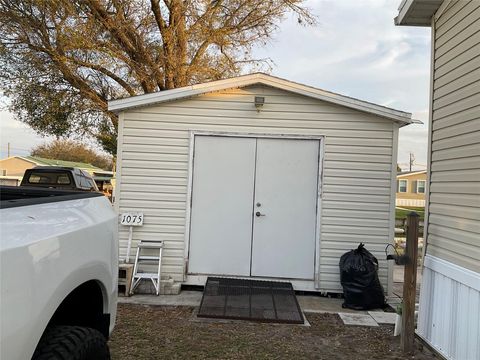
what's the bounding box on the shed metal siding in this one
[429,0,480,273]
[117,85,396,291]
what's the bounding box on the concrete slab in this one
[393,265,422,302]
[297,296,366,314]
[394,265,422,283]
[118,290,202,307]
[387,295,402,307]
[368,311,397,324]
[338,313,378,327]
[120,290,392,321]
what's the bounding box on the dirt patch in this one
[109,304,436,359]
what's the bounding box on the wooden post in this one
[125,226,133,263]
[401,211,419,353]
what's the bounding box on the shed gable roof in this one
[108,73,417,126]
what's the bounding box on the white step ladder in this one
[130,240,163,296]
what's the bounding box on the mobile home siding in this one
[416,2,480,358]
[396,1,480,359]
[428,0,480,273]
[117,85,397,292]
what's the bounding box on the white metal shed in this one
[109,73,415,294]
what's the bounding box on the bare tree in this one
[0,0,314,154]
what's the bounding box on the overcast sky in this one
[0,0,431,169]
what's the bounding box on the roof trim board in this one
[395,0,443,26]
[397,170,427,178]
[108,73,417,126]
[11,156,39,165]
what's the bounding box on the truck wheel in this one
[32,325,110,360]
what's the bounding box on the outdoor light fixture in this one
[254,96,265,112]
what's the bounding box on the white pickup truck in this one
[0,186,118,360]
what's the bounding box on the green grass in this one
[395,206,425,221]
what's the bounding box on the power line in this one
[1,143,32,151]
[4,146,31,151]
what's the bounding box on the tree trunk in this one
[174,0,188,87]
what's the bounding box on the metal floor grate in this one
[197,277,304,324]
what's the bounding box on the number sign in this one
[121,212,144,226]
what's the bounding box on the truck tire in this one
[32,325,110,360]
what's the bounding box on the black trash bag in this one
[339,243,386,310]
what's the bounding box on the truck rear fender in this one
[29,264,114,357]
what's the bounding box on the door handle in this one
[255,211,266,217]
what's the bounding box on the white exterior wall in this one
[115,84,398,292]
[417,2,480,359]
[427,0,480,272]
[418,255,480,360]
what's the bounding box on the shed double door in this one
[188,135,320,280]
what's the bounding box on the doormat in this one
[197,277,304,324]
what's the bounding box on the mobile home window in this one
[398,179,407,193]
[417,180,426,194]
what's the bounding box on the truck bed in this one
[0,186,102,209]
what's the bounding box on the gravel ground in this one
[109,304,437,360]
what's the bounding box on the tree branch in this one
[150,0,167,32]
[68,58,136,96]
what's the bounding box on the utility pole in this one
[409,152,415,172]
[7,142,10,157]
